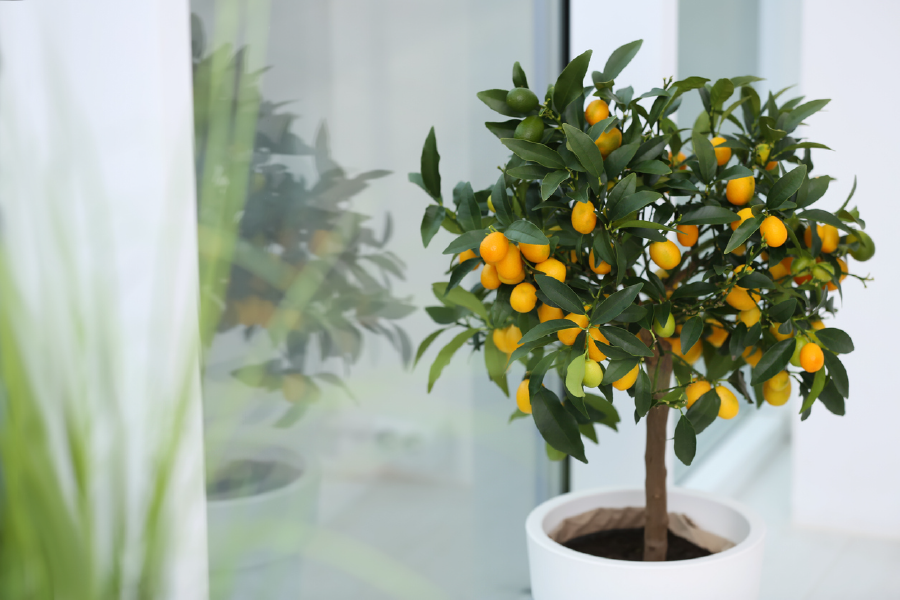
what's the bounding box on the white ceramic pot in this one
[526,487,765,600]
[206,444,320,600]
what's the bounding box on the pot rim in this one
[205,446,317,508]
[526,486,765,569]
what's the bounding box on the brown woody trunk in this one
[642,335,673,561]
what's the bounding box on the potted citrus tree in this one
[412,40,873,599]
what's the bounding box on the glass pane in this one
[191,2,562,598]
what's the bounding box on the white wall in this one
[791,0,900,537]
[569,0,680,491]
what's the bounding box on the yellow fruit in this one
[613,364,640,391]
[669,151,688,170]
[587,328,609,362]
[498,270,525,285]
[495,244,524,281]
[726,176,755,206]
[826,257,848,291]
[677,224,699,247]
[743,346,763,367]
[760,216,787,248]
[800,342,824,373]
[538,303,564,323]
[459,249,479,268]
[584,99,610,125]
[810,319,826,331]
[595,128,623,158]
[511,282,538,313]
[804,224,839,253]
[706,320,728,348]
[649,240,682,270]
[516,379,532,414]
[769,257,792,281]
[725,287,758,311]
[282,374,309,403]
[582,359,604,388]
[481,263,501,289]
[480,231,510,264]
[731,207,755,231]
[589,250,612,275]
[686,380,712,409]
[764,378,792,406]
[535,257,566,282]
[767,370,791,391]
[669,337,702,365]
[769,324,793,342]
[738,306,761,328]
[493,328,514,354]
[731,243,747,256]
[716,386,739,419]
[571,201,597,234]
[520,242,551,263]
[506,325,523,352]
[558,313,589,346]
[711,136,732,166]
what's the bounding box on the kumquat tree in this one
[411,40,874,560]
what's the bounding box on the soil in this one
[206,459,302,501]
[562,527,712,562]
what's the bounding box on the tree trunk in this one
[643,340,673,562]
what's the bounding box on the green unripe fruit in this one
[848,230,876,262]
[487,194,495,212]
[812,262,835,282]
[792,256,814,275]
[506,87,539,113]
[790,336,808,367]
[514,115,545,143]
[653,313,676,338]
[582,359,604,388]
[756,143,771,165]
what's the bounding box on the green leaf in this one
[631,134,670,166]
[822,350,848,397]
[455,182,481,231]
[519,319,579,346]
[750,338,796,385]
[534,273,585,315]
[816,328,854,354]
[532,389,587,463]
[566,355,587,398]
[631,160,671,175]
[768,299,796,323]
[784,99,830,133]
[427,328,478,392]
[691,131,717,183]
[737,271,776,290]
[670,281,717,299]
[484,334,510,395]
[798,175,833,208]
[602,357,640,384]
[730,75,764,87]
[710,78,735,107]
[608,172,636,206]
[584,393,620,430]
[767,164,807,209]
[799,368,827,413]
[477,89,520,117]
[600,326,654,357]
[512,61,528,88]
[421,127,441,199]
[442,229,487,255]
[554,49,593,112]
[604,142,639,179]
[680,316,703,354]
[500,138,566,169]
[674,415,697,466]
[634,368,652,418]
[562,123,604,181]
[433,282,490,321]
[799,209,855,234]
[686,389,720,434]
[616,220,685,234]
[507,164,553,180]
[503,219,550,245]
[725,215,763,254]
[680,205,738,226]
[591,283,643,325]
[414,328,447,367]
[541,170,570,201]
[775,141,832,157]
[444,258,480,295]
[719,164,755,181]
[608,190,662,222]
[818,380,845,416]
[602,40,642,80]
[485,120,520,140]
[492,174,514,226]
[421,205,444,247]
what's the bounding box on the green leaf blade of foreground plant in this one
[421,127,441,199]
[750,338,796,385]
[532,388,588,463]
[680,316,704,354]
[601,39,642,80]
[512,61,528,88]
[427,328,479,392]
[553,49,592,112]
[414,328,447,367]
[442,229,487,255]
[599,326,654,357]
[533,273,585,315]
[725,215,763,254]
[476,89,520,117]
[492,173,514,226]
[432,282,490,321]
[816,328,855,354]
[504,219,550,245]
[590,283,643,325]
[444,258,480,295]
[784,99,831,133]
[686,389,720,435]
[608,190,663,222]
[500,138,566,170]
[799,368,828,414]
[674,415,697,466]
[454,181,481,231]
[767,164,807,209]
[562,123,604,180]
[679,205,741,226]
[484,334,510,396]
[518,318,580,346]
[420,204,444,247]
[634,368,652,419]
[565,355,587,399]
[541,170,570,201]
[691,131,717,183]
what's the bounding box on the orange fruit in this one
[765,161,778,171]
[669,337,702,365]
[686,380,712,409]
[804,224,839,253]
[459,249,478,266]
[571,201,597,234]
[738,306,761,328]
[480,231,510,263]
[537,303,564,323]
[535,257,566,282]
[613,364,640,391]
[520,242,551,263]
[769,324,793,342]
[677,224,699,247]
[725,287,758,311]
[589,250,612,274]
[649,240,681,270]
[764,377,791,406]
[481,263,501,289]
[584,99,610,125]
[595,128,622,158]
[516,379,532,414]
[495,244,524,280]
[760,215,787,248]
[810,319,826,331]
[726,176,755,206]
[499,271,525,285]
[731,243,747,256]
[506,325,523,352]
[711,136,732,166]
[769,257,792,281]
[743,346,763,367]
[587,328,609,362]
[570,250,580,264]
[827,257,848,291]
[706,320,728,348]
[731,207,755,231]
[669,151,687,170]
[558,313,589,346]
[799,342,824,373]
[493,328,514,354]
[511,282,538,313]
[716,386,739,419]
